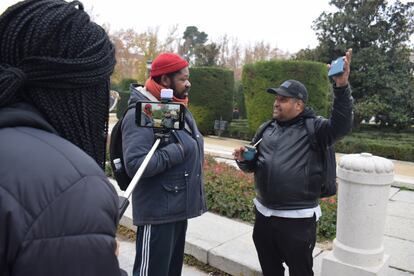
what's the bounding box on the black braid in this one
[0,0,116,169]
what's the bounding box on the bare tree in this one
[160,24,180,53]
[216,35,243,79]
[108,24,289,84]
[244,41,282,64]
[109,29,145,83]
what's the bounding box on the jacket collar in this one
[0,102,58,134]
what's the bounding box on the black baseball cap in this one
[267,80,308,103]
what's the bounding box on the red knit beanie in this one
[150,53,189,77]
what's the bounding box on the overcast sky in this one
[80,0,337,54]
[0,0,412,54]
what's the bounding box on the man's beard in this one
[170,82,189,99]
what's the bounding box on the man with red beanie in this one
[121,53,206,276]
[140,103,154,127]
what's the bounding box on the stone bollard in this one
[321,153,394,276]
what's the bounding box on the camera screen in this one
[135,101,185,130]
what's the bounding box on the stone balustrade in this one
[321,153,394,276]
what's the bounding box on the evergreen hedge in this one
[335,129,414,162]
[242,60,330,133]
[116,91,131,119]
[234,80,246,118]
[111,78,136,92]
[189,67,234,134]
[112,78,136,119]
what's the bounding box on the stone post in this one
[321,153,394,276]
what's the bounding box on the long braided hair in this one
[0,0,116,169]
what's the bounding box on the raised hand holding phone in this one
[328,57,345,78]
[328,48,352,87]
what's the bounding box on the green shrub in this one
[204,156,256,223]
[359,124,414,134]
[112,78,136,119]
[234,80,246,118]
[318,196,337,241]
[105,161,113,178]
[116,90,131,119]
[189,105,216,136]
[189,67,234,134]
[227,119,253,141]
[203,156,337,241]
[105,149,113,178]
[242,60,330,133]
[335,128,414,162]
[111,78,136,92]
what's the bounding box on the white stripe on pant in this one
[140,225,151,276]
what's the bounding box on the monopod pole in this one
[118,138,161,218]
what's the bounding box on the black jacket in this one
[238,85,353,210]
[0,103,121,276]
[122,84,206,225]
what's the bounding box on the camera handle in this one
[118,137,161,218]
[119,93,175,218]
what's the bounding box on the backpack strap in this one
[305,117,318,151]
[124,102,136,116]
[253,120,273,145]
[117,102,137,128]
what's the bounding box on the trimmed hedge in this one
[189,67,234,134]
[242,60,330,133]
[335,130,414,162]
[111,78,136,119]
[116,90,131,119]
[228,119,251,141]
[111,78,136,92]
[234,80,246,118]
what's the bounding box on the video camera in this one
[135,89,185,130]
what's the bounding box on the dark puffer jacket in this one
[122,84,206,226]
[0,103,121,276]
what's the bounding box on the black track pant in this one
[252,209,317,276]
[133,220,187,276]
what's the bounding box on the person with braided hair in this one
[0,1,124,275]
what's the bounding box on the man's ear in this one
[296,100,305,112]
[160,75,171,88]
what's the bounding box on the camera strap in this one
[184,123,192,135]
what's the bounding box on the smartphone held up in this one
[328,56,345,78]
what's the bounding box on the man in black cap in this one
[233,49,353,276]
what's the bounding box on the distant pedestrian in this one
[161,110,175,128]
[232,107,240,119]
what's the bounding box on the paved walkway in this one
[115,134,414,275]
